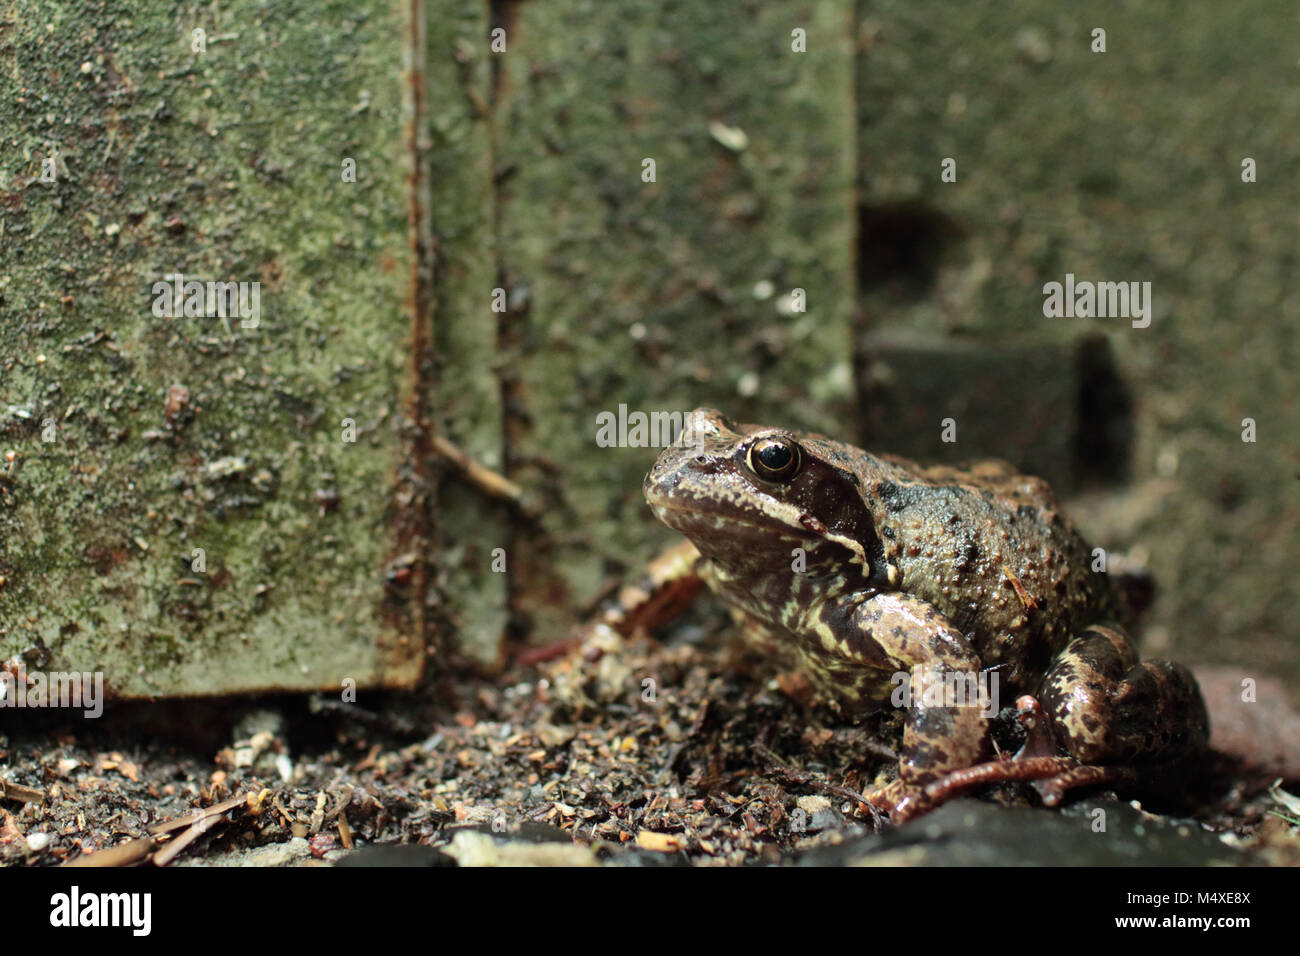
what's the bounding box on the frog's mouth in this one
[644,490,822,554]
[649,495,876,593]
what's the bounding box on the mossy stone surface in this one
[0,0,423,695]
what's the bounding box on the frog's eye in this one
[746,436,802,482]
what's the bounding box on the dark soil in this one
[3,626,1297,867]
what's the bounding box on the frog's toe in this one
[1011,694,1061,760]
[867,751,1091,824]
[862,778,928,823]
[1032,764,1140,807]
[919,754,1076,807]
[862,777,905,811]
[887,791,931,824]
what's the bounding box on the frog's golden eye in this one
[747,436,802,482]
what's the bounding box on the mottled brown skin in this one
[644,408,1209,819]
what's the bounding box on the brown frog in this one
[643,407,1209,821]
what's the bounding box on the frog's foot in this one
[903,755,1143,820]
[864,777,964,824]
[862,778,928,822]
[879,696,1074,823]
[886,694,1149,820]
[885,756,1077,822]
[1031,763,1139,806]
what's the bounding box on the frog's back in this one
[853,452,1116,687]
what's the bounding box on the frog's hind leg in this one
[1037,624,1209,765]
[1015,624,1208,807]
[888,697,1143,822]
[888,625,1210,821]
[887,695,1074,820]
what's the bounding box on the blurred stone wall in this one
[2,1,1294,695]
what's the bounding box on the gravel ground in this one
[3,624,1298,867]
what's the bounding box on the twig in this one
[148,791,249,836]
[61,836,156,868]
[433,433,538,518]
[153,813,223,867]
[0,779,45,804]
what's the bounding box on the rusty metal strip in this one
[381,0,439,671]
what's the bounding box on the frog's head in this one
[644,408,889,590]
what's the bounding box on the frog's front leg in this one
[807,591,991,787]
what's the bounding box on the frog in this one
[643,407,1209,822]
